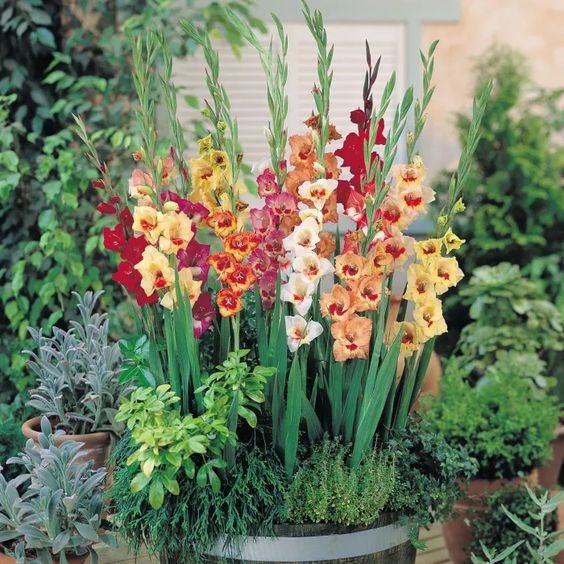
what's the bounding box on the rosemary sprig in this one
[437,80,492,235]
[406,40,439,162]
[225,9,289,188]
[302,0,333,174]
[181,19,242,208]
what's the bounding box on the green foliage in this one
[115,351,274,509]
[0,401,26,482]
[386,417,478,544]
[286,439,395,526]
[25,291,124,434]
[471,484,558,563]
[424,361,558,479]
[436,44,564,353]
[109,435,287,563]
[0,417,114,562]
[0,0,265,401]
[456,263,562,394]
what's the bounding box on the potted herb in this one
[75,3,490,562]
[425,360,558,563]
[22,291,123,468]
[0,417,114,564]
[455,262,564,489]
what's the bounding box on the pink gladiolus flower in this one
[192,292,216,338]
[266,192,297,218]
[177,238,211,282]
[257,169,279,197]
[250,207,275,237]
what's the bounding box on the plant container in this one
[0,551,88,564]
[22,416,110,469]
[202,513,416,563]
[538,422,564,489]
[442,477,526,564]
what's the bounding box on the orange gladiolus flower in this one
[316,232,336,259]
[335,252,368,282]
[331,314,372,362]
[226,264,257,295]
[404,263,437,303]
[289,133,316,170]
[224,232,260,262]
[351,274,383,312]
[216,288,243,318]
[208,252,236,282]
[208,211,237,238]
[320,284,357,321]
[286,167,313,200]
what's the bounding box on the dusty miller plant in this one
[25,291,123,434]
[0,417,113,564]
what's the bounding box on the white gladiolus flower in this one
[293,251,334,283]
[283,218,321,254]
[285,315,323,352]
[281,273,315,316]
[297,178,338,210]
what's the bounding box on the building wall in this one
[422,0,564,176]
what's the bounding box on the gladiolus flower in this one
[177,238,211,282]
[292,251,334,283]
[216,288,243,318]
[128,169,154,199]
[247,248,272,278]
[257,168,279,197]
[404,263,437,303]
[192,292,216,338]
[135,246,174,296]
[442,228,465,253]
[298,207,324,228]
[414,238,443,263]
[266,192,297,218]
[289,133,316,170]
[281,273,315,316]
[286,167,312,199]
[285,315,323,353]
[427,256,464,295]
[226,264,257,295]
[320,284,357,321]
[392,161,426,188]
[388,321,422,357]
[351,274,383,312]
[263,229,286,257]
[132,206,162,244]
[331,314,372,362]
[160,268,202,310]
[103,224,126,253]
[298,178,338,210]
[112,261,142,293]
[208,211,238,238]
[259,269,278,309]
[208,252,236,282]
[283,218,321,254]
[96,202,116,215]
[335,252,368,282]
[224,232,260,262]
[250,208,275,237]
[158,212,193,254]
[413,297,448,339]
[209,150,229,172]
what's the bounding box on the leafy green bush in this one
[471,484,558,563]
[456,263,562,394]
[0,401,26,481]
[286,440,395,526]
[434,45,564,353]
[0,0,264,400]
[109,435,288,563]
[386,418,478,544]
[424,361,558,480]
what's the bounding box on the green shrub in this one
[471,484,558,563]
[0,401,26,481]
[286,439,395,526]
[0,0,265,401]
[434,45,564,354]
[386,418,478,544]
[109,434,288,563]
[424,360,557,480]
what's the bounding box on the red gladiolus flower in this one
[192,292,216,338]
[96,202,116,215]
[119,208,134,230]
[121,236,149,263]
[103,224,126,253]
[112,261,141,293]
[177,238,211,282]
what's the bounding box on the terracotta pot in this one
[537,423,564,489]
[442,477,527,564]
[0,549,87,564]
[201,513,416,563]
[22,416,110,469]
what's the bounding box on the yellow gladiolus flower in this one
[428,256,464,295]
[158,211,194,255]
[404,263,437,303]
[161,268,202,310]
[132,206,163,244]
[387,321,422,357]
[442,228,466,253]
[413,297,448,339]
[135,246,174,296]
[414,238,443,263]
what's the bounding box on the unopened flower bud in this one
[201,107,212,119]
[311,129,320,146]
[138,185,153,196]
[132,150,145,162]
[437,215,448,226]
[313,161,326,175]
[163,201,179,212]
[217,121,227,133]
[454,198,466,213]
[407,132,414,145]
[413,155,424,168]
[156,159,163,175]
[264,127,274,144]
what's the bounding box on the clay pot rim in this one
[22,416,111,445]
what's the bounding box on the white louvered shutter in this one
[173,24,406,165]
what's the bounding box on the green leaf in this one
[130,472,151,494]
[283,354,302,475]
[74,522,99,542]
[148,479,165,509]
[36,27,56,48]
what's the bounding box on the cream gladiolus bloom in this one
[158,211,194,254]
[161,268,202,310]
[297,178,338,210]
[281,273,315,316]
[285,315,323,352]
[135,246,174,296]
[292,251,334,283]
